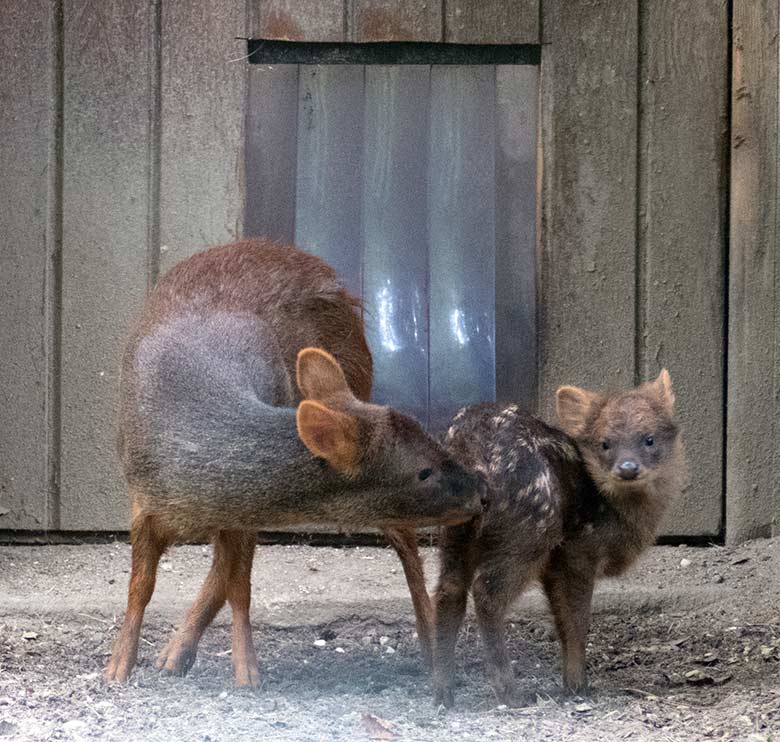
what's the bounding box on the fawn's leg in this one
[105,506,169,682]
[542,556,596,694]
[472,563,534,707]
[156,532,234,675]
[431,523,477,708]
[221,531,259,687]
[383,527,435,670]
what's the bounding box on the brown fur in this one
[106,239,483,686]
[432,371,686,707]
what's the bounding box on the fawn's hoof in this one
[433,684,455,709]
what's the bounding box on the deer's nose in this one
[616,460,639,480]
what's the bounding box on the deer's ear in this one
[296,347,352,401]
[296,400,361,476]
[651,368,675,411]
[555,385,601,437]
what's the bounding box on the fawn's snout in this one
[614,457,641,481]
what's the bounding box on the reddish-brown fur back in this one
[133,238,371,402]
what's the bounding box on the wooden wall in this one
[728,0,780,543]
[0,0,771,542]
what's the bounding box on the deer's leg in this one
[221,531,259,687]
[472,562,535,707]
[156,533,232,676]
[542,556,596,695]
[432,524,477,708]
[105,505,169,682]
[383,527,435,669]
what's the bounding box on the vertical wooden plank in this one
[538,1,638,421]
[445,0,539,44]
[250,0,345,42]
[428,66,496,432]
[362,66,430,424]
[295,66,365,298]
[245,64,299,242]
[728,0,780,542]
[60,0,153,529]
[639,0,728,537]
[495,65,539,410]
[354,1,442,42]
[0,0,58,529]
[159,0,247,271]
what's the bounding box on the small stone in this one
[679,558,692,568]
[712,574,724,584]
[160,562,173,572]
[379,636,390,646]
[313,639,327,648]
[335,647,345,654]
[218,691,228,700]
[575,703,593,713]
[22,632,38,641]
[385,646,395,655]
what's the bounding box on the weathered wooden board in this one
[354,0,442,42]
[251,0,345,42]
[445,0,539,44]
[728,0,780,542]
[0,0,57,529]
[639,0,727,536]
[59,0,152,529]
[159,0,246,272]
[538,1,638,419]
[495,65,538,410]
[245,64,299,242]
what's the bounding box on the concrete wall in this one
[0,0,772,541]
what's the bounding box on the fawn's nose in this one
[616,459,640,480]
[477,474,490,511]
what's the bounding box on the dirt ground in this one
[0,536,778,742]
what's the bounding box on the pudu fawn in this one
[433,371,686,706]
[105,239,484,686]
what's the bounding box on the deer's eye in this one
[418,468,433,481]
[645,435,655,447]
[601,441,610,451]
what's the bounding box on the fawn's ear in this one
[296,400,361,476]
[555,385,601,437]
[296,347,352,401]
[651,368,675,410]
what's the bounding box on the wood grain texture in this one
[639,0,728,536]
[60,0,152,529]
[251,0,345,42]
[727,0,780,542]
[538,0,638,420]
[354,0,442,42]
[159,0,246,271]
[445,0,539,44]
[0,0,57,529]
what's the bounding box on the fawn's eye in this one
[601,440,610,451]
[644,435,655,447]
[418,468,433,481]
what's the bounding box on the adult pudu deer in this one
[105,239,484,686]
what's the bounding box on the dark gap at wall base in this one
[246,39,541,65]
[0,530,724,548]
